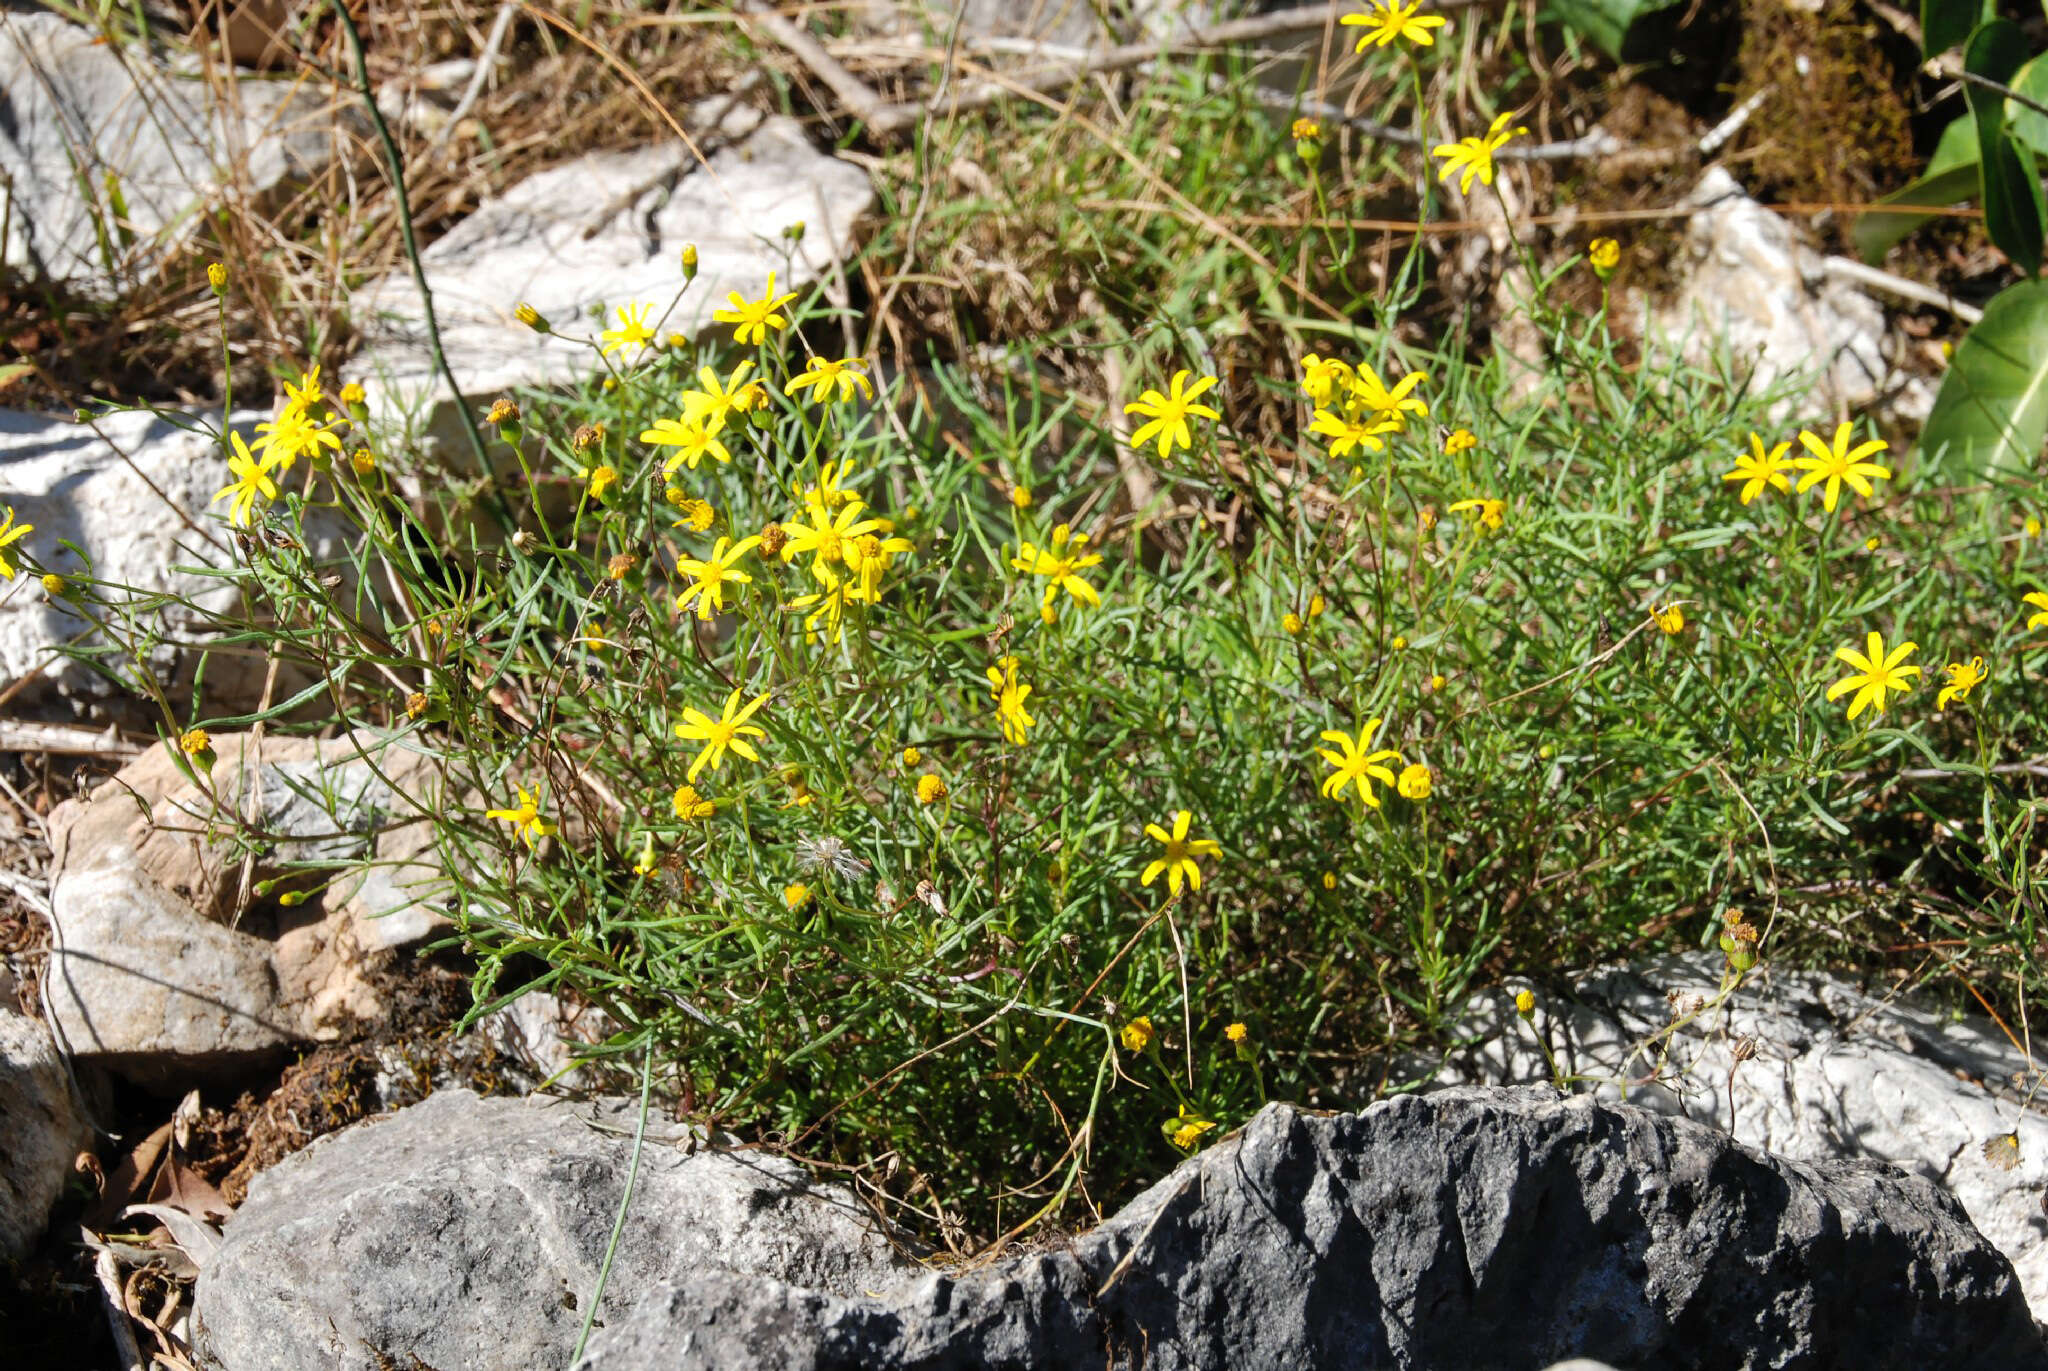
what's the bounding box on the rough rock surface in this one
[350,106,873,459]
[191,1089,909,1371]
[1433,953,2048,1316]
[1654,167,1897,419]
[0,407,280,705]
[189,1085,2043,1371]
[0,12,342,294]
[0,1007,96,1261]
[46,731,460,1084]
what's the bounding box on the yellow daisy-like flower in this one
[1792,422,1891,513]
[672,784,716,821]
[1396,762,1432,800]
[1318,719,1403,808]
[585,465,619,501]
[1722,433,1795,505]
[785,355,873,405]
[1443,428,1477,455]
[643,417,732,473]
[600,301,657,357]
[1345,367,1429,427]
[843,528,912,604]
[713,271,799,345]
[1588,237,1621,274]
[1011,524,1104,611]
[790,579,856,644]
[679,361,757,434]
[485,785,558,848]
[784,882,812,911]
[986,655,1037,745]
[673,535,763,621]
[280,364,325,419]
[1141,809,1221,895]
[2024,591,2048,631]
[1124,369,1221,460]
[1431,111,1527,194]
[1167,1106,1217,1152]
[1653,604,1685,636]
[782,497,885,586]
[1340,0,1446,49]
[211,433,278,528]
[1310,408,1400,460]
[1120,1016,1155,1052]
[0,506,34,580]
[673,688,770,782]
[1936,655,1986,712]
[252,408,342,473]
[1826,631,1921,721]
[1224,1021,1248,1043]
[803,458,863,511]
[1298,354,1353,408]
[1447,497,1505,530]
[666,491,716,532]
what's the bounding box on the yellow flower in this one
[1653,604,1685,636]
[643,417,731,473]
[1010,486,1032,509]
[1792,422,1891,513]
[666,490,716,532]
[1444,428,1476,455]
[0,507,33,580]
[1321,871,1337,890]
[679,361,757,433]
[783,497,893,588]
[252,408,341,472]
[1447,497,1505,530]
[790,580,856,644]
[1392,635,1407,650]
[1396,762,1432,800]
[1298,354,1353,407]
[673,688,770,782]
[844,529,912,603]
[179,728,212,757]
[1224,1021,1248,1043]
[485,785,558,848]
[986,655,1037,745]
[1121,1016,1155,1052]
[1291,118,1322,142]
[1588,237,1620,274]
[206,261,228,293]
[680,243,698,278]
[351,449,376,476]
[1346,367,1429,427]
[1721,433,1795,505]
[280,364,325,419]
[1310,408,1399,460]
[1827,631,1921,721]
[211,433,278,528]
[1937,655,1986,712]
[1341,0,1446,49]
[1431,111,1527,194]
[1124,370,1221,459]
[2025,591,2048,631]
[1429,673,1446,692]
[1283,612,1304,636]
[713,271,799,345]
[1318,719,1402,807]
[1168,1106,1217,1151]
[786,355,873,405]
[600,301,657,357]
[1308,594,1326,618]
[585,465,619,501]
[672,784,716,820]
[803,458,863,511]
[1141,809,1221,895]
[1515,988,1536,1017]
[784,882,812,911]
[901,746,922,767]
[674,535,763,620]
[339,381,366,409]
[1011,524,1104,611]
[40,572,65,595]
[2028,516,2043,538]
[515,302,548,332]
[916,773,947,805]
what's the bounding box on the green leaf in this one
[1549,0,1684,62]
[1922,0,1984,56]
[1966,19,2046,275]
[1919,280,2048,476]
[1854,115,1982,263]
[2006,53,2048,159]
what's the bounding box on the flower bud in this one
[207,261,228,294]
[515,302,550,333]
[681,243,699,280]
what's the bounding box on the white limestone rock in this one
[0,1007,96,1260]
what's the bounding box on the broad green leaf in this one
[1966,20,2046,275]
[1549,0,1683,62]
[1922,0,1986,55]
[2006,53,2048,158]
[1919,280,2048,476]
[1853,115,1982,263]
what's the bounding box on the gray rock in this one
[349,107,873,463]
[0,12,342,295]
[572,1088,2043,1370]
[1652,167,1895,420]
[1433,953,2048,1317]
[191,1090,909,1371]
[46,731,461,1084]
[0,1007,96,1261]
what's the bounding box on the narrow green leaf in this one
[2006,53,2048,159]
[1966,19,2046,275]
[1853,115,1980,263]
[1919,280,2048,476]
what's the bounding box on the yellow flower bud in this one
[1283,612,1304,636]
[1119,1016,1154,1053]
[40,572,66,595]
[350,448,376,476]
[901,747,922,767]
[1396,763,1432,800]
[916,773,947,805]
[1588,237,1621,276]
[515,302,550,333]
[206,261,228,294]
[1011,486,1032,508]
[681,243,699,279]
[1515,988,1536,1017]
